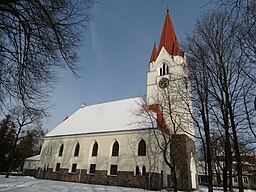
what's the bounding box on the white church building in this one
[24,10,197,191]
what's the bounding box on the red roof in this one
[147,104,169,133]
[150,43,158,62]
[150,10,183,62]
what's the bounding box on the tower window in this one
[112,141,119,156]
[92,141,98,156]
[138,139,146,156]
[159,63,169,76]
[74,143,80,157]
[58,144,64,156]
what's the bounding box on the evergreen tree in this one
[0,115,16,171]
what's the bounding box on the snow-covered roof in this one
[26,155,40,161]
[46,97,155,137]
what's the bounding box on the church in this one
[24,10,197,191]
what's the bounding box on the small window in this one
[135,166,140,176]
[59,144,64,156]
[243,176,248,184]
[142,166,146,176]
[71,163,77,173]
[89,164,96,174]
[112,141,119,156]
[234,177,238,183]
[55,163,60,172]
[138,139,146,156]
[110,165,118,175]
[92,142,98,156]
[74,143,80,157]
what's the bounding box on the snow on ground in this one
[0,175,153,192]
[0,175,255,192]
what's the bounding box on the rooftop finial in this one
[167,5,169,13]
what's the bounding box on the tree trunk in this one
[5,125,22,178]
[228,102,244,192]
[171,165,178,192]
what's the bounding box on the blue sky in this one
[44,0,212,132]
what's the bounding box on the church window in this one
[110,164,118,175]
[112,141,119,156]
[92,141,98,156]
[58,144,64,156]
[74,143,80,157]
[89,164,96,174]
[135,166,140,176]
[55,163,60,172]
[142,166,146,176]
[138,139,146,156]
[71,163,77,173]
[159,62,169,76]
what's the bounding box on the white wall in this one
[39,129,170,177]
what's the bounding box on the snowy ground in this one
[0,175,255,192]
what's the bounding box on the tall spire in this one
[149,42,157,62]
[158,10,183,57]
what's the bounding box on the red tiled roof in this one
[150,10,183,62]
[149,43,158,62]
[147,104,169,133]
[158,10,183,57]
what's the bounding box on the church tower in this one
[146,10,197,190]
[146,10,193,136]
[147,10,184,107]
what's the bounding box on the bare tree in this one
[5,106,44,178]
[0,0,94,111]
[184,9,255,192]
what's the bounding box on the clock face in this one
[158,78,169,89]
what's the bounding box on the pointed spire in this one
[158,10,183,57]
[150,42,157,62]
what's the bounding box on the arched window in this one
[112,141,119,156]
[159,62,169,76]
[138,139,146,156]
[92,141,98,156]
[58,144,64,156]
[142,166,146,176]
[74,143,80,157]
[135,166,140,176]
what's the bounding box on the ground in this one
[0,176,255,192]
